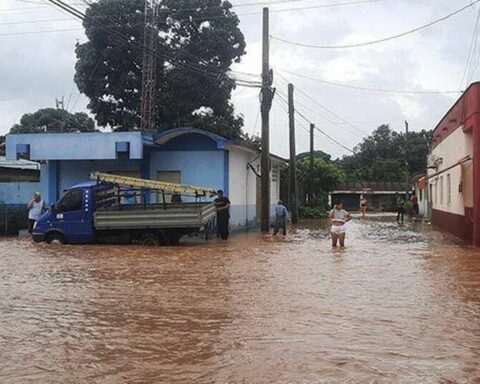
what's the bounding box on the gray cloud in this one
[0,0,478,159]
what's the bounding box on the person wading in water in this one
[329,201,352,248]
[214,190,231,240]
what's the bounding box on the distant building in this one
[329,182,409,211]
[0,156,40,206]
[5,128,285,230]
[411,174,428,217]
[427,82,480,245]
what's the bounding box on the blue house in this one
[5,128,285,230]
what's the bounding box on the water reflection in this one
[1,215,479,383]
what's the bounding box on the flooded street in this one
[1,216,480,383]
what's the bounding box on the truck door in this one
[54,188,93,243]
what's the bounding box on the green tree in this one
[10,108,96,134]
[338,124,432,182]
[75,0,246,139]
[283,156,346,210]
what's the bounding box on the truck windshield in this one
[57,189,83,213]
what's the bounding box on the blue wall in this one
[0,182,40,205]
[41,159,141,204]
[149,150,225,199]
[6,132,144,161]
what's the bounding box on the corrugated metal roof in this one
[0,156,40,170]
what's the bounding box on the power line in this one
[43,0,261,88]
[0,27,82,36]
[275,67,463,95]
[274,73,369,136]
[0,17,73,26]
[275,91,354,153]
[270,0,480,49]
[275,84,366,139]
[460,6,480,89]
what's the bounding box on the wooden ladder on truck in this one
[90,172,216,196]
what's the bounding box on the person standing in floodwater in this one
[329,201,352,247]
[396,194,405,223]
[410,191,419,219]
[27,192,45,234]
[359,194,368,218]
[215,189,231,240]
[273,200,289,236]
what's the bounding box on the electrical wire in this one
[43,0,261,88]
[275,91,354,153]
[275,67,463,95]
[0,17,73,26]
[460,6,480,89]
[0,27,81,36]
[270,0,480,49]
[274,73,369,136]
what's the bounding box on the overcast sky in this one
[0,0,478,158]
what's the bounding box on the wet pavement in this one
[1,215,480,383]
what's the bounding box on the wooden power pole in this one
[405,120,409,194]
[309,123,315,204]
[288,83,298,224]
[310,123,315,171]
[260,7,274,232]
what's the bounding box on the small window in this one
[419,189,423,202]
[434,179,438,204]
[440,176,444,204]
[447,174,451,204]
[58,189,83,212]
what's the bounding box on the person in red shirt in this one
[410,192,419,219]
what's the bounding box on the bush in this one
[0,204,29,236]
[299,205,328,219]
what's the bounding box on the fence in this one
[0,204,28,236]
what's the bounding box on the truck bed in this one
[94,202,217,230]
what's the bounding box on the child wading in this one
[329,201,352,247]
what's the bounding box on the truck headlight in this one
[33,221,37,230]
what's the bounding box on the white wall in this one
[229,148,258,228]
[228,148,283,229]
[428,127,473,216]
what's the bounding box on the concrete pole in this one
[405,120,410,196]
[260,7,272,232]
[288,83,298,224]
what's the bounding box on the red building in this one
[428,82,480,245]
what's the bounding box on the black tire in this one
[167,233,181,245]
[46,232,66,245]
[139,232,160,246]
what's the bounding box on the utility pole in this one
[140,0,159,133]
[405,120,409,195]
[310,123,315,171]
[260,7,274,232]
[288,83,298,224]
[55,96,64,110]
[309,123,315,204]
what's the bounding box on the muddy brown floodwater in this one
[1,216,480,383]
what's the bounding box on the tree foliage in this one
[75,0,246,139]
[10,108,96,134]
[338,124,432,182]
[283,156,346,211]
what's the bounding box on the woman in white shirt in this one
[329,201,352,247]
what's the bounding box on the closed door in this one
[157,171,181,203]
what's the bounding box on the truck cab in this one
[33,182,104,244]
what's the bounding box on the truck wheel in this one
[46,232,66,245]
[139,232,159,246]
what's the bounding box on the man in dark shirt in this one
[214,189,231,240]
